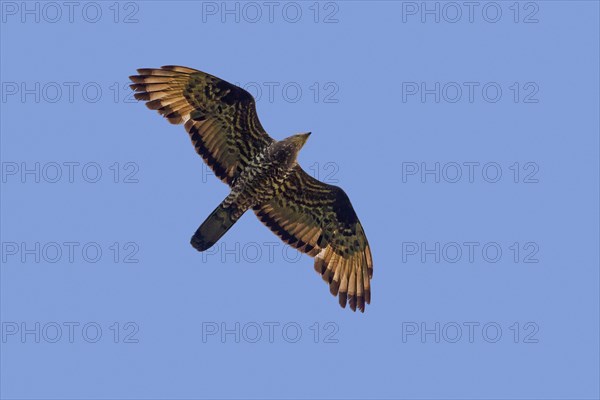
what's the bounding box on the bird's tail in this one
[191,202,241,252]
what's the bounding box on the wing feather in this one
[130,65,274,185]
[253,166,373,312]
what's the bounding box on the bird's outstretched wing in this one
[130,66,274,185]
[253,166,373,312]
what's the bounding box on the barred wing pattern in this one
[254,166,373,312]
[130,65,273,185]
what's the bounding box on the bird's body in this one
[227,134,308,213]
[191,134,311,251]
[130,65,373,312]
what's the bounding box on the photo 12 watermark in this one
[1,241,140,264]
[233,81,340,104]
[1,81,137,104]
[1,321,140,344]
[400,162,540,184]
[1,161,139,184]
[399,2,540,24]
[201,321,339,343]
[200,240,302,265]
[1,1,141,24]
[199,1,340,24]
[401,82,540,104]
[401,241,540,264]
[401,321,540,344]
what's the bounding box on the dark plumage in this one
[130,66,373,312]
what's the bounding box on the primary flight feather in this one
[130,65,373,312]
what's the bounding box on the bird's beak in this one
[301,132,312,143]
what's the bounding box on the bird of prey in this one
[129,66,373,312]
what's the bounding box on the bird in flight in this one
[130,66,373,312]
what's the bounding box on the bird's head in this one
[271,132,311,167]
[285,132,311,150]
